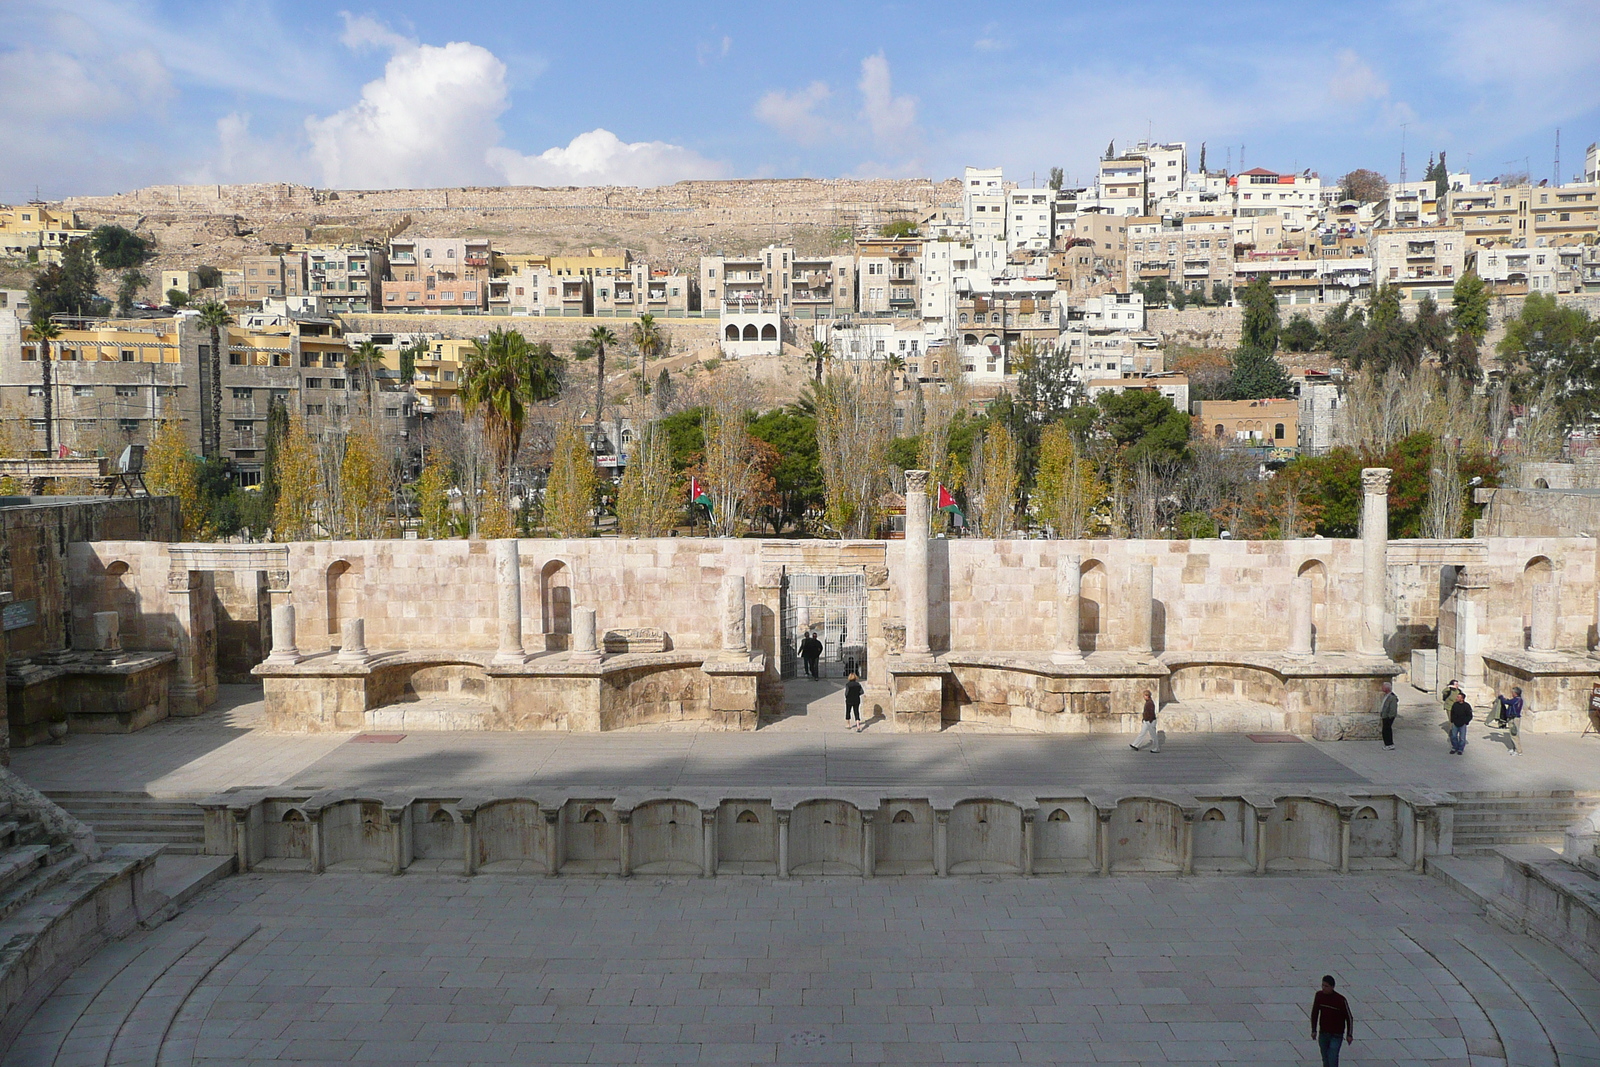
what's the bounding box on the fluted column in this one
[1359,468,1391,656]
[1287,576,1313,657]
[492,539,526,666]
[1052,553,1083,664]
[1127,561,1153,657]
[903,469,931,658]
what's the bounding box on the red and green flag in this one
[689,476,713,512]
[936,483,964,523]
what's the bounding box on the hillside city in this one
[4,140,1600,544]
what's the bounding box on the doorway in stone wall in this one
[779,571,868,681]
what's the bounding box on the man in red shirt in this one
[1310,975,1355,1066]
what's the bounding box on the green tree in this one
[1226,347,1294,399]
[545,419,596,537]
[348,339,382,424]
[26,319,60,455]
[166,288,190,308]
[260,397,290,525]
[748,407,823,533]
[878,219,917,238]
[1427,151,1449,199]
[630,314,663,403]
[89,224,152,269]
[414,457,454,538]
[1281,314,1320,353]
[615,423,679,536]
[194,301,233,460]
[1497,292,1600,423]
[116,270,148,316]
[1095,390,1190,466]
[807,339,830,384]
[1239,275,1280,352]
[399,340,424,385]
[31,241,99,319]
[1450,271,1490,343]
[587,325,618,449]
[195,265,223,290]
[1047,167,1064,190]
[460,327,565,513]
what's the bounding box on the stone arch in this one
[631,799,701,875]
[1265,796,1341,870]
[1274,423,1286,440]
[1079,559,1107,651]
[875,800,933,875]
[1192,799,1251,871]
[790,799,862,876]
[540,559,573,651]
[102,560,138,640]
[948,799,1021,875]
[1354,806,1378,820]
[742,324,758,341]
[411,802,461,866]
[1297,559,1329,651]
[717,800,776,874]
[891,809,915,824]
[1108,798,1184,872]
[1047,808,1070,822]
[1214,424,1225,439]
[1202,807,1226,821]
[962,334,977,346]
[265,805,312,866]
[725,324,738,341]
[760,323,777,341]
[563,801,619,873]
[958,313,968,324]
[990,312,1001,324]
[325,559,352,637]
[1534,477,1550,489]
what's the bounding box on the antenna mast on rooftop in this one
[1554,128,1561,185]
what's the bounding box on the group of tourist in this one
[1373,679,1525,755]
[797,630,865,728]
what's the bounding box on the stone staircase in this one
[1450,790,1600,854]
[43,792,206,855]
[0,799,86,926]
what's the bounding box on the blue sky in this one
[5,0,1599,200]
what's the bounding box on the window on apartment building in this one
[233,420,252,432]
[118,419,139,433]
[72,385,94,397]
[331,379,346,389]
[158,386,177,398]
[27,385,44,396]
[304,404,323,416]
[385,407,399,418]
[424,249,432,258]
[306,378,322,389]
[115,385,138,397]
[248,268,258,276]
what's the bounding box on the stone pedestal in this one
[570,607,601,664]
[92,611,122,654]
[903,470,931,659]
[1359,468,1391,656]
[492,538,526,666]
[1051,554,1083,664]
[336,617,369,666]
[886,657,949,731]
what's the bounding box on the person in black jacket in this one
[798,631,823,680]
[1448,695,1473,754]
[844,672,863,728]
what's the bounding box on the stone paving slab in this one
[11,684,1600,798]
[10,869,1598,1066]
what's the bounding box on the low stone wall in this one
[255,649,761,732]
[202,787,1450,879]
[1482,654,1600,733]
[1487,845,1600,977]
[7,653,175,747]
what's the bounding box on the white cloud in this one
[754,81,836,145]
[858,53,918,149]
[489,129,725,187]
[305,39,510,188]
[696,35,732,66]
[1326,49,1388,106]
[339,11,415,52]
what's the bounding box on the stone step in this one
[0,846,49,900]
[1447,930,1600,1067]
[0,851,88,925]
[1403,929,1559,1067]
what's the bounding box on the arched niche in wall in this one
[540,559,573,651]
[1296,558,1328,651]
[1079,559,1107,651]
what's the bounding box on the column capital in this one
[905,469,929,493]
[1361,467,1392,495]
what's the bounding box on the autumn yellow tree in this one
[543,419,595,537]
[815,367,893,538]
[1035,421,1106,538]
[616,423,678,536]
[338,429,389,539]
[145,418,209,539]
[965,422,1020,538]
[414,457,455,539]
[274,414,321,540]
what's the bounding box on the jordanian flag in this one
[936,483,964,523]
[689,476,713,512]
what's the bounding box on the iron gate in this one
[780,571,868,680]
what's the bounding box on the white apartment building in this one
[1126,215,1235,298]
[1058,292,1160,380]
[1368,225,1466,301]
[1126,142,1187,203]
[962,167,1007,242]
[700,246,854,317]
[1470,245,1583,294]
[1006,189,1054,254]
[1229,168,1328,230]
[1096,156,1148,215]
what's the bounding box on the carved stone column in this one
[461,809,477,877]
[492,539,526,666]
[166,567,204,716]
[336,617,369,665]
[934,809,950,877]
[1021,810,1036,876]
[860,811,876,878]
[1359,467,1391,656]
[721,575,748,658]
[1287,575,1314,657]
[266,602,301,665]
[1530,581,1558,652]
[543,807,561,877]
[617,811,632,878]
[701,810,717,878]
[1128,561,1154,657]
[1052,553,1083,664]
[776,811,791,879]
[903,469,932,659]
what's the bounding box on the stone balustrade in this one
[202,788,1452,879]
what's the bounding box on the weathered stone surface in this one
[603,627,668,654]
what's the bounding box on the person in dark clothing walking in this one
[1449,694,1474,754]
[1310,975,1355,1067]
[844,672,863,728]
[1130,689,1160,752]
[1500,685,1523,756]
[799,631,823,680]
[1377,681,1399,749]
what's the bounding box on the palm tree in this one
[808,339,831,384]
[350,339,383,428]
[630,314,662,404]
[28,319,60,455]
[587,325,618,455]
[195,301,233,460]
[460,327,564,488]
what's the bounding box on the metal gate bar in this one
[779,570,868,680]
